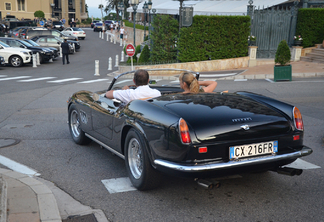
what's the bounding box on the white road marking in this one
[78,79,109,83]
[284,158,321,169]
[199,73,238,78]
[234,79,247,81]
[0,75,7,77]
[0,76,31,81]
[170,80,180,83]
[102,177,137,194]
[0,155,40,176]
[265,79,275,83]
[47,78,83,83]
[18,77,56,82]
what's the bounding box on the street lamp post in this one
[147,0,152,39]
[130,0,139,46]
[118,2,125,27]
[50,3,55,18]
[143,2,148,41]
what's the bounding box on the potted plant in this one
[248,35,256,46]
[294,35,303,46]
[274,40,292,82]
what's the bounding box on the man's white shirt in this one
[113,85,161,104]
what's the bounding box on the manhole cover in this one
[62,214,97,222]
[0,138,20,148]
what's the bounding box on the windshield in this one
[24,40,39,46]
[72,28,82,31]
[0,41,10,47]
[96,23,103,26]
[54,36,64,43]
[18,40,33,47]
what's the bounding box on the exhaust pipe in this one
[195,179,220,189]
[276,167,303,176]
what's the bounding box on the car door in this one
[90,95,121,144]
[47,37,61,50]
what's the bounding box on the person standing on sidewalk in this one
[119,26,125,40]
[61,39,70,65]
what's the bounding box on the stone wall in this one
[118,56,250,73]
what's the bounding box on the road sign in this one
[39,21,45,26]
[126,44,135,57]
[181,7,193,27]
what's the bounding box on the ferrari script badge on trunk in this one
[241,125,250,130]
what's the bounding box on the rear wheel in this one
[10,55,23,67]
[125,129,161,190]
[68,105,91,145]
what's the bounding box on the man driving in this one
[105,69,161,103]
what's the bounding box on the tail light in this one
[179,118,191,144]
[15,33,18,36]
[293,107,303,131]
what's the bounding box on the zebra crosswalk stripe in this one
[18,77,57,82]
[47,78,83,83]
[0,76,31,81]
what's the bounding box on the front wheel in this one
[68,104,91,145]
[10,55,23,67]
[125,129,161,190]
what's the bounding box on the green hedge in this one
[178,15,250,62]
[296,9,324,48]
[124,20,149,30]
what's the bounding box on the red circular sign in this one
[126,44,135,57]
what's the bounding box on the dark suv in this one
[52,21,64,31]
[91,20,100,28]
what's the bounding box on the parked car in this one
[62,27,86,40]
[23,39,59,58]
[91,20,100,28]
[0,56,5,67]
[8,26,27,38]
[25,28,78,41]
[52,21,64,31]
[0,41,32,67]
[67,69,313,190]
[104,20,115,30]
[31,35,76,54]
[93,22,103,32]
[0,37,54,63]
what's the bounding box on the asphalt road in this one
[0,30,323,221]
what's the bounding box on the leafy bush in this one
[275,40,291,66]
[34,10,45,19]
[150,15,179,62]
[178,15,250,62]
[138,45,150,63]
[296,8,324,47]
[124,20,148,30]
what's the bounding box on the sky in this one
[86,0,108,19]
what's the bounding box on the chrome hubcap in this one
[11,57,21,66]
[128,138,142,179]
[70,110,80,138]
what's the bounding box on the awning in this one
[127,0,289,16]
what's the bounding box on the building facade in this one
[0,0,87,24]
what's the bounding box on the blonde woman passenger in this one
[179,72,217,93]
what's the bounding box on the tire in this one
[125,129,161,190]
[10,55,23,67]
[68,104,91,145]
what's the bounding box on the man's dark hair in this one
[134,69,149,86]
[64,39,67,42]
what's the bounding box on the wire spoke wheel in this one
[128,138,143,179]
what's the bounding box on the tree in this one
[98,4,104,21]
[34,10,45,19]
[275,40,291,66]
[138,45,150,63]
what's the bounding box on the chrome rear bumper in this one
[154,146,313,172]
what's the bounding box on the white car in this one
[0,41,32,67]
[62,27,86,40]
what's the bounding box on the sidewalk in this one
[0,168,108,222]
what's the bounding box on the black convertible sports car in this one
[67,69,313,190]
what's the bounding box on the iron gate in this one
[247,1,299,58]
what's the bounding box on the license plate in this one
[229,141,278,160]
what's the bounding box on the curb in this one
[0,168,61,222]
[0,176,7,222]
